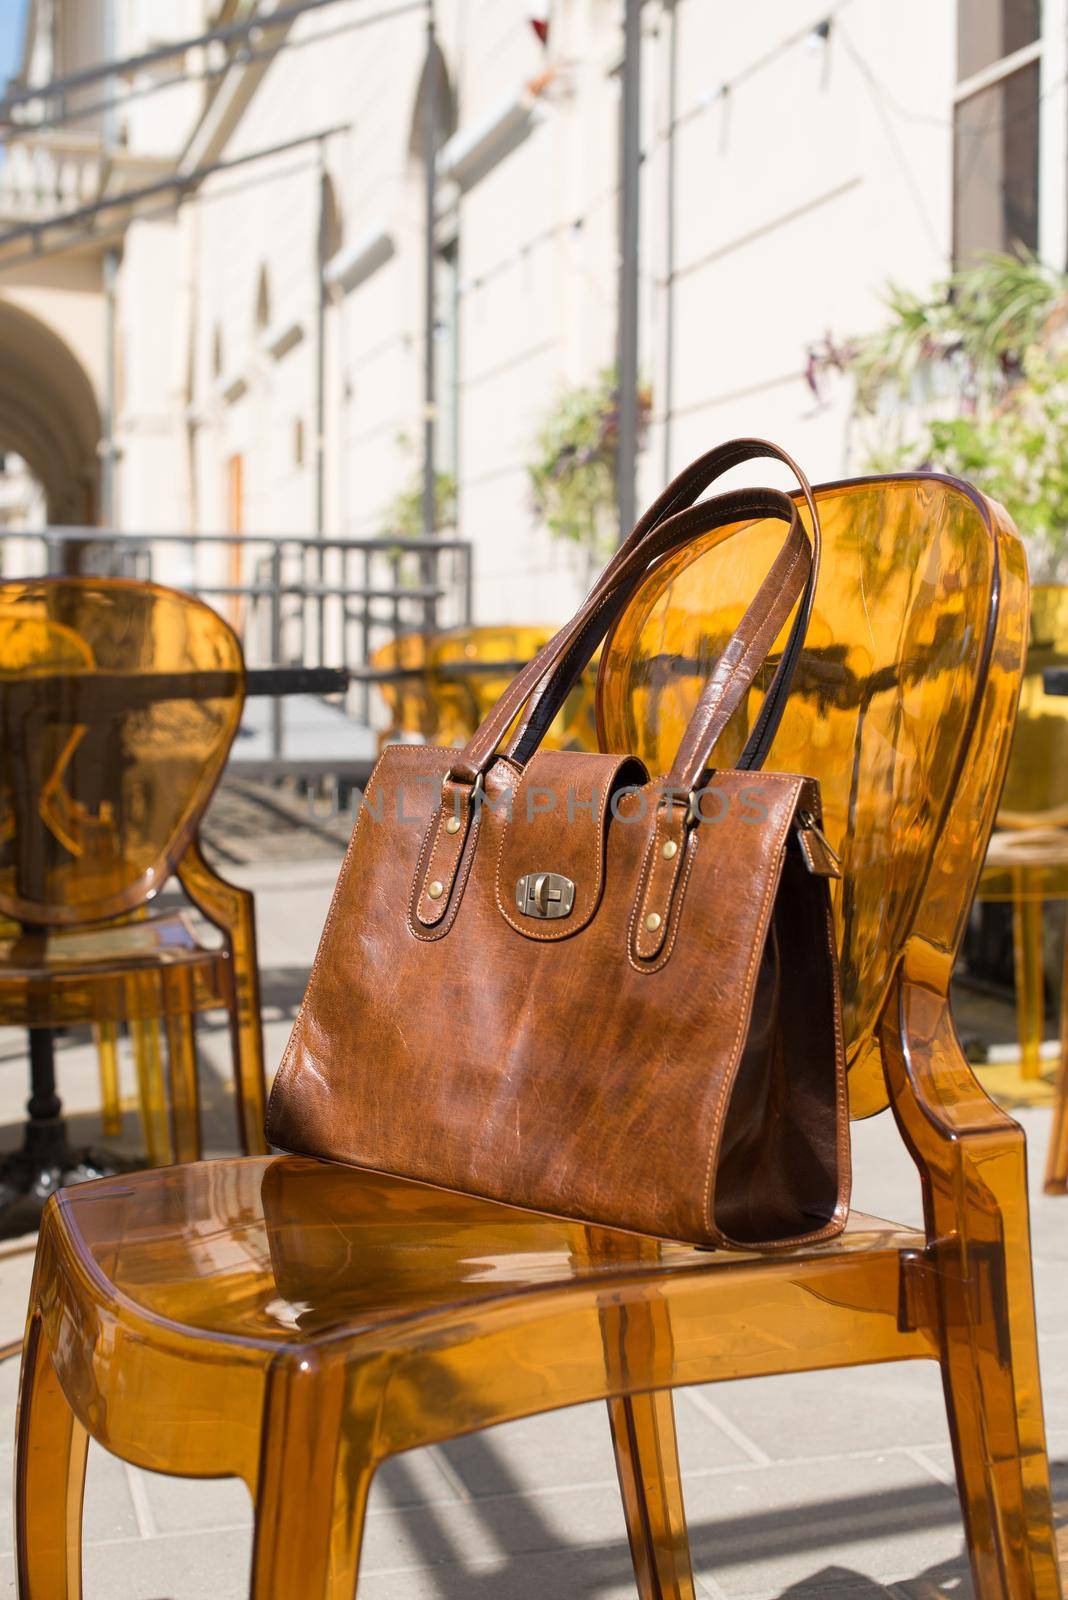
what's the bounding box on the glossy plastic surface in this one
[0,579,244,925]
[0,579,266,1164]
[598,477,1002,1119]
[15,480,1063,1600]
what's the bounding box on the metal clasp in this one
[515,871,575,920]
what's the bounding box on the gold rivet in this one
[645,912,662,932]
[427,880,445,900]
[445,815,461,835]
[661,839,677,860]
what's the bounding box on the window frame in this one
[953,0,1068,268]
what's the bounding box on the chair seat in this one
[45,1155,922,1349]
[0,909,229,1027]
[984,827,1068,869]
[981,827,1068,902]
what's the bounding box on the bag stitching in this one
[626,820,697,975]
[267,745,458,1140]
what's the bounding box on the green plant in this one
[528,369,652,571]
[837,250,1068,578]
[383,463,457,543]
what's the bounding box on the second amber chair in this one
[0,578,268,1165]
[15,479,1063,1600]
[976,584,1068,1192]
[372,623,598,751]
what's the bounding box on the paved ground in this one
[0,784,1065,1598]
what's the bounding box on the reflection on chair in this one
[0,578,268,1166]
[14,479,1063,1600]
[976,585,1068,1191]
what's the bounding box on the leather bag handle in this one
[448,484,810,791]
[504,439,821,768]
[413,470,816,931]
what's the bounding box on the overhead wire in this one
[0,0,427,142]
[0,0,410,123]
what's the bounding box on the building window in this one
[954,0,1041,263]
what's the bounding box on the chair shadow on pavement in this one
[369,1433,1068,1600]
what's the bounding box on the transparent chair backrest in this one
[597,475,1026,1117]
[997,583,1068,819]
[0,578,244,927]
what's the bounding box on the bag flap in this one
[494,749,647,940]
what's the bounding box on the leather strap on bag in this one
[453,483,808,785]
[415,481,814,925]
[446,440,817,788]
[506,439,821,768]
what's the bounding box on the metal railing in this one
[0,130,172,225]
[1,527,474,779]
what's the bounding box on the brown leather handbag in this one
[268,440,850,1249]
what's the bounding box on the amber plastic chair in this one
[367,630,438,753]
[976,585,1068,1191]
[0,578,268,1166]
[371,625,598,750]
[429,624,599,749]
[14,478,1062,1600]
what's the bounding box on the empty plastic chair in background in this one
[974,584,1068,1190]
[371,622,599,749]
[0,578,267,1169]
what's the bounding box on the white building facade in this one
[0,0,1062,623]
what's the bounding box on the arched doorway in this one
[0,298,101,525]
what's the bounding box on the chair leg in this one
[165,1008,201,1164]
[249,1358,377,1600]
[228,986,268,1157]
[93,1021,122,1137]
[883,977,1062,1600]
[935,1194,1062,1599]
[1044,916,1068,1194]
[15,1313,89,1600]
[1012,877,1045,1082]
[130,1011,173,1167]
[177,838,267,1155]
[608,1391,697,1600]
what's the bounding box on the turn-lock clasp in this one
[515,872,576,920]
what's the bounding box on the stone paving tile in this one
[679,1362,952,1466]
[682,1450,968,1597]
[0,1436,142,1558]
[350,1544,646,1600]
[128,1470,254,1538]
[435,1403,620,1497]
[80,1524,254,1599]
[130,1444,464,1537]
[363,1473,651,1577]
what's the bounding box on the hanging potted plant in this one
[528,369,652,583]
[810,250,1068,581]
